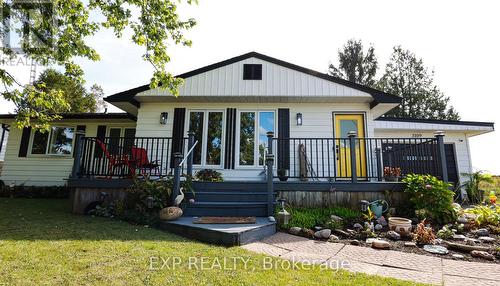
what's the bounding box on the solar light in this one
[146,196,154,209]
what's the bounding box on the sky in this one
[1,0,499,174]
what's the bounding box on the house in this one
[0,52,494,215]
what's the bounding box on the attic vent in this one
[243,64,262,80]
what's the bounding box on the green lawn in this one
[0,199,417,285]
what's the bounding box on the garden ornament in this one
[277,199,291,226]
[364,199,389,218]
[174,187,185,207]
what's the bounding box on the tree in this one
[1,0,197,129]
[89,84,107,113]
[328,39,378,87]
[35,69,98,113]
[378,46,460,120]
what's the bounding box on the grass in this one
[279,206,362,230]
[480,175,500,195]
[0,199,418,285]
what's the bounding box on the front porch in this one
[68,131,450,217]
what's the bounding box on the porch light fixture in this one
[160,112,168,125]
[296,113,303,126]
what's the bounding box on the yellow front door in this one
[334,114,367,179]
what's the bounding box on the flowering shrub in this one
[402,174,457,225]
[384,167,401,177]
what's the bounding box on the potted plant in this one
[277,169,289,182]
[384,167,401,182]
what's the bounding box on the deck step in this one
[183,201,271,217]
[186,191,275,202]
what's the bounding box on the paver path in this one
[242,232,500,285]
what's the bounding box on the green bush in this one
[465,205,500,227]
[278,206,361,230]
[195,169,223,182]
[402,174,457,225]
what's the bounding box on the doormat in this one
[193,217,257,224]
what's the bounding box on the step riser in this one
[187,193,270,202]
[184,207,268,217]
[192,182,266,192]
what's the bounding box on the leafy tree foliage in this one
[328,39,378,87]
[378,46,460,120]
[1,0,197,129]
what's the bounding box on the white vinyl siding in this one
[0,120,136,186]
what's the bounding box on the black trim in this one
[376,117,495,128]
[18,127,31,157]
[0,113,136,121]
[224,108,237,169]
[73,125,86,158]
[170,108,186,168]
[94,125,107,158]
[104,51,402,107]
[277,109,290,171]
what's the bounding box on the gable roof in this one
[105,51,401,107]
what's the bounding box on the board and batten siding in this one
[136,101,375,181]
[0,120,136,186]
[138,57,373,100]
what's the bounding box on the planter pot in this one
[384,176,399,182]
[278,176,289,182]
[388,217,412,236]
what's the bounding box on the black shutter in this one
[18,127,32,157]
[94,125,107,158]
[277,109,290,170]
[170,108,186,168]
[224,108,237,169]
[73,125,86,158]
[445,144,459,184]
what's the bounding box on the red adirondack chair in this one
[130,147,160,176]
[94,139,132,179]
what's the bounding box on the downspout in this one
[0,124,9,154]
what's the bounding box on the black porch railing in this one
[74,136,188,178]
[272,135,446,181]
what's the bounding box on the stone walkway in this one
[241,232,500,285]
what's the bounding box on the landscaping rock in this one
[475,228,490,237]
[452,234,466,241]
[330,215,343,222]
[268,216,276,222]
[479,236,496,243]
[314,229,331,239]
[302,228,315,238]
[366,238,376,245]
[445,241,490,252]
[377,216,388,226]
[314,226,323,231]
[289,227,302,235]
[387,230,401,240]
[353,223,363,230]
[328,235,340,243]
[457,216,468,224]
[404,242,417,247]
[348,239,360,246]
[371,239,390,250]
[374,224,383,231]
[334,229,350,237]
[452,254,465,259]
[346,229,357,235]
[423,245,449,255]
[159,207,183,221]
[471,250,495,261]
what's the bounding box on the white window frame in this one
[235,109,277,169]
[185,109,226,168]
[29,126,76,157]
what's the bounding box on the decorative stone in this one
[374,224,383,231]
[404,242,417,247]
[314,228,331,239]
[471,250,495,261]
[328,235,340,243]
[353,223,363,230]
[452,254,465,259]
[452,234,466,241]
[371,239,390,250]
[289,227,302,235]
[387,230,401,240]
[348,239,360,246]
[268,216,276,222]
[377,216,388,226]
[330,215,343,222]
[334,229,350,237]
[423,245,449,255]
[466,238,479,245]
[479,236,496,243]
[159,207,183,221]
[346,229,357,235]
[314,226,323,231]
[457,217,468,224]
[476,228,490,237]
[302,228,315,238]
[434,238,444,244]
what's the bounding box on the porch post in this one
[266,153,275,216]
[187,131,195,177]
[172,152,183,205]
[71,136,84,178]
[434,131,448,182]
[375,147,383,181]
[348,131,358,183]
